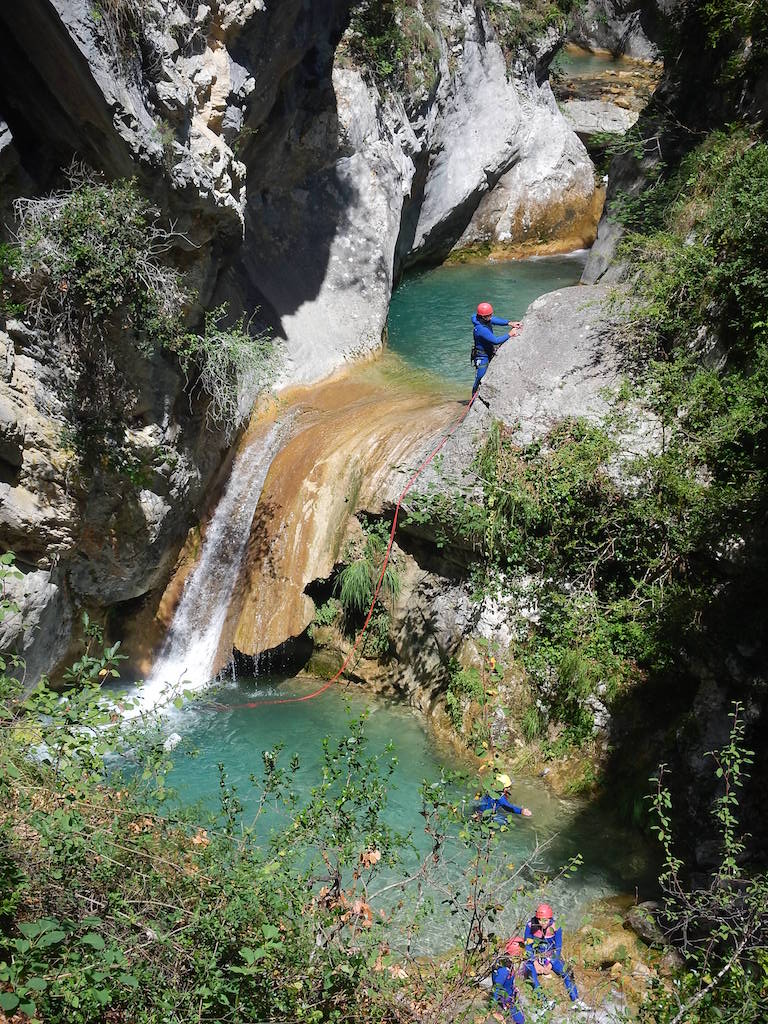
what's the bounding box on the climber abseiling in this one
[474,773,532,824]
[491,937,527,1024]
[523,903,588,1010]
[471,301,522,395]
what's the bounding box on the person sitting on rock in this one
[471,302,522,395]
[491,939,527,1024]
[523,903,588,1010]
[474,773,532,823]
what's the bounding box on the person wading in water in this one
[471,302,522,395]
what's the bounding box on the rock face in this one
[569,1,661,60]
[408,282,623,496]
[0,318,230,684]
[454,84,603,256]
[223,1,602,383]
[297,283,631,714]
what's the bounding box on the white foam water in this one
[135,423,283,712]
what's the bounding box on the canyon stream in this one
[138,252,656,953]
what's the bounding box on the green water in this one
[558,45,626,78]
[166,677,654,952]
[387,253,587,389]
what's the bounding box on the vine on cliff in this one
[345,0,441,94]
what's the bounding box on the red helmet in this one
[536,903,554,920]
[505,936,525,958]
[477,302,493,317]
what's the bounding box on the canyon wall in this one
[0,0,599,683]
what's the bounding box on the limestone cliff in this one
[0,0,599,683]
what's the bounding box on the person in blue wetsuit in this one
[523,904,588,1010]
[474,773,532,824]
[491,948,525,1024]
[471,301,522,395]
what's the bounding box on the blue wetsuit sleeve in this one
[490,316,510,326]
[554,926,563,956]
[496,794,523,814]
[474,322,508,347]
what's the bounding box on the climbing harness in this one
[215,390,480,710]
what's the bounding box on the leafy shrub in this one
[642,704,768,1024]
[346,0,441,93]
[482,0,580,60]
[174,305,275,436]
[332,517,402,659]
[444,661,484,733]
[4,169,275,465]
[309,597,342,636]
[10,169,183,352]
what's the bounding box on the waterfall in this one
[136,423,284,711]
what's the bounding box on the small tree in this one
[643,703,768,1024]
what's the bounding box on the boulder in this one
[624,901,665,945]
[456,85,602,254]
[569,1,662,61]
[561,98,639,141]
[0,563,73,692]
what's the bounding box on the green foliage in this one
[700,0,768,74]
[10,170,183,353]
[520,704,543,742]
[173,305,276,437]
[409,125,768,756]
[346,0,441,93]
[336,517,402,658]
[0,546,584,1023]
[444,660,484,733]
[4,170,276,466]
[309,597,342,637]
[643,704,768,1023]
[482,0,581,60]
[61,611,125,689]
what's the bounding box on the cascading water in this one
[137,423,284,711]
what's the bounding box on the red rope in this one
[216,391,479,710]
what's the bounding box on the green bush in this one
[0,549,576,1023]
[3,170,275,465]
[346,0,441,92]
[336,517,402,658]
[174,305,275,437]
[641,704,768,1023]
[444,661,484,734]
[482,0,580,60]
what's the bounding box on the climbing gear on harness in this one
[477,302,493,317]
[215,391,480,710]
